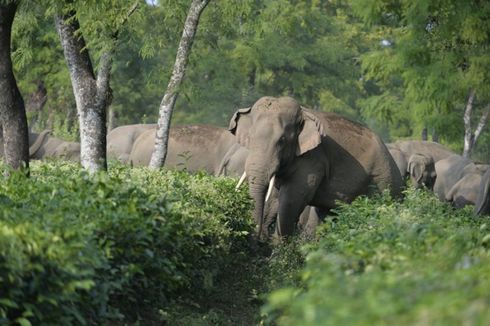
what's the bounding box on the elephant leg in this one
[276,158,324,237]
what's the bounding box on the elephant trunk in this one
[249,181,267,239]
[475,171,490,215]
[29,130,51,158]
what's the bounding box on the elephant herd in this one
[6,96,489,239]
[108,96,490,239]
[386,140,490,215]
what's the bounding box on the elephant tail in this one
[29,130,52,157]
[475,170,490,215]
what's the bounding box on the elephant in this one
[230,96,403,238]
[28,130,80,161]
[474,169,490,215]
[446,165,489,209]
[387,140,454,189]
[107,123,157,163]
[407,153,437,190]
[129,124,237,174]
[215,143,248,177]
[433,154,488,206]
[387,146,406,177]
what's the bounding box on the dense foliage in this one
[0,162,253,324]
[10,0,489,159]
[263,189,490,325]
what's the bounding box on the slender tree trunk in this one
[421,127,428,141]
[149,0,211,169]
[431,129,439,143]
[472,102,490,148]
[26,80,47,131]
[463,89,476,158]
[461,89,489,159]
[0,2,29,171]
[107,106,116,132]
[55,12,110,172]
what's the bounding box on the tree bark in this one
[55,12,110,172]
[472,102,490,148]
[26,80,47,130]
[149,0,211,169]
[55,2,139,172]
[0,2,29,171]
[463,89,476,158]
[461,89,490,158]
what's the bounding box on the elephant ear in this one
[297,108,325,156]
[228,107,252,148]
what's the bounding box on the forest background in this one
[13,0,490,162]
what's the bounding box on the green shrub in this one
[263,189,490,325]
[0,161,253,325]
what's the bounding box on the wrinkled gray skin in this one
[215,143,248,177]
[407,153,437,190]
[29,130,80,161]
[230,96,403,238]
[129,124,236,173]
[107,124,157,163]
[434,155,488,208]
[387,141,454,189]
[475,169,490,215]
[446,164,489,209]
[217,142,323,239]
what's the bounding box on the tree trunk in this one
[26,80,47,131]
[0,3,29,172]
[461,89,489,159]
[107,106,116,132]
[55,12,110,173]
[463,89,476,158]
[421,127,428,141]
[431,129,439,143]
[149,0,211,169]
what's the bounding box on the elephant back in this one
[314,111,403,197]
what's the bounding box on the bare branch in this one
[473,102,490,146]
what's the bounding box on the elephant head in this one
[229,96,325,237]
[407,153,436,190]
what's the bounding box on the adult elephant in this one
[446,165,489,209]
[29,130,80,161]
[107,123,157,163]
[387,140,454,189]
[433,154,488,205]
[230,96,403,238]
[475,169,490,215]
[216,143,325,239]
[215,143,248,177]
[129,124,236,173]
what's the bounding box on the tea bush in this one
[0,161,253,325]
[263,189,490,325]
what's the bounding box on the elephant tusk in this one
[265,175,275,202]
[235,171,247,191]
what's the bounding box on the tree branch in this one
[473,102,490,147]
[96,0,140,104]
